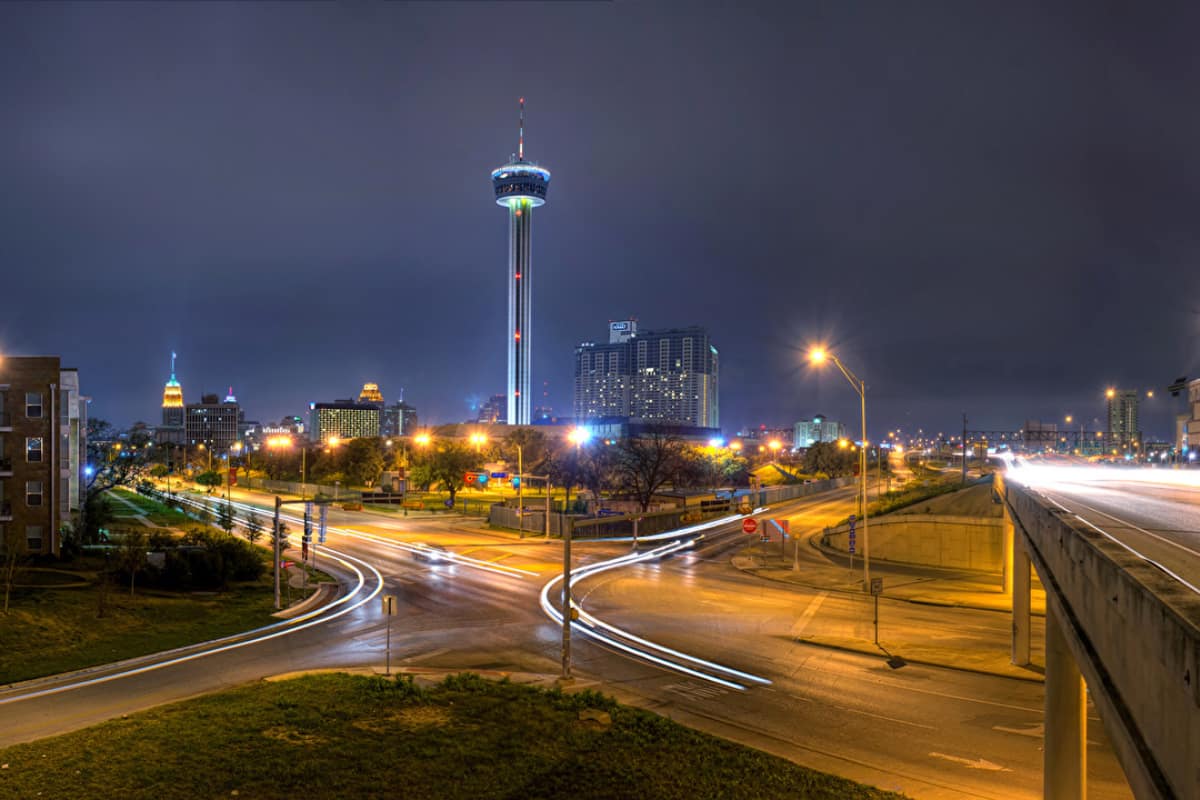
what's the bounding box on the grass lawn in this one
[0,673,908,799]
[109,488,195,527]
[0,566,279,685]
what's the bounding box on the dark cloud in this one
[0,2,1196,438]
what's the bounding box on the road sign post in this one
[847,514,857,578]
[742,518,758,535]
[870,578,883,645]
[382,595,398,675]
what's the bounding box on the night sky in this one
[2,2,1197,439]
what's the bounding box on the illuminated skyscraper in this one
[492,98,550,425]
[158,351,185,444]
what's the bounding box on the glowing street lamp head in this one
[414,433,432,447]
[808,346,828,365]
[1106,388,1115,399]
[708,437,725,449]
[568,427,591,446]
[768,440,781,452]
[837,438,849,449]
[729,441,743,452]
[469,432,488,446]
[326,436,341,448]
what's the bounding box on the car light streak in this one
[538,537,772,691]
[0,541,382,706]
[175,493,533,579]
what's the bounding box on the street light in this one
[809,345,871,590]
[469,432,488,451]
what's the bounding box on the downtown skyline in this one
[1,3,1197,437]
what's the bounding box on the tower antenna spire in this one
[518,97,525,161]
[171,351,177,378]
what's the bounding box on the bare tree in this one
[613,428,687,512]
[2,538,28,614]
[118,528,149,597]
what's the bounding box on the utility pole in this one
[517,444,524,536]
[961,413,968,485]
[561,516,573,680]
[273,496,282,610]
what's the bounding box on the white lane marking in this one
[790,591,829,638]
[1047,492,1200,559]
[929,752,1011,772]
[992,723,1043,739]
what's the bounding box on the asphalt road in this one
[0,484,1135,799]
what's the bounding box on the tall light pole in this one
[809,346,871,590]
[561,426,591,680]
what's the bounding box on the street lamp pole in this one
[811,348,870,590]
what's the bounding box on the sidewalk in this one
[733,533,1047,682]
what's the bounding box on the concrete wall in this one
[823,515,1004,573]
[1006,482,1200,800]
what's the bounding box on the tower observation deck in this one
[492,98,550,426]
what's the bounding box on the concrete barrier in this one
[823,514,1004,573]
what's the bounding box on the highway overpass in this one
[999,466,1200,800]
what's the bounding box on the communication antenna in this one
[518,97,525,161]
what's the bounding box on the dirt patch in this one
[261,726,324,746]
[352,706,452,733]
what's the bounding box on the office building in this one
[309,402,380,443]
[381,402,418,438]
[793,415,846,448]
[574,323,719,429]
[0,356,88,557]
[476,394,507,425]
[1106,389,1140,450]
[492,98,551,425]
[185,393,241,452]
[1186,379,1200,454]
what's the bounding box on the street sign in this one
[280,560,294,569]
[848,530,856,554]
[870,578,883,596]
[776,519,790,535]
[317,504,328,544]
[742,518,758,534]
[464,472,477,485]
[511,476,521,489]
[443,498,453,508]
[382,595,398,616]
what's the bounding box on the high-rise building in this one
[1106,389,1139,450]
[0,356,88,556]
[309,402,380,443]
[1185,379,1200,454]
[794,415,846,448]
[476,394,507,425]
[186,393,241,453]
[492,98,551,426]
[158,352,185,445]
[574,324,719,429]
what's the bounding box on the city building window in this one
[26,392,42,419]
[26,525,43,552]
[26,480,43,507]
[26,437,43,463]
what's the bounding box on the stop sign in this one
[742,518,758,534]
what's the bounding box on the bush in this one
[130,531,266,591]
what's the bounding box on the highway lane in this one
[1007,465,1200,592]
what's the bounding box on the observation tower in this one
[492,98,550,426]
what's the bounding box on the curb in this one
[792,636,1044,683]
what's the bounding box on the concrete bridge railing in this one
[1003,479,1200,800]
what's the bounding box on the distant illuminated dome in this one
[359,382,384,404]
[224,386,237,404]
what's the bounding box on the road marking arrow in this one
[929,752,1011,772]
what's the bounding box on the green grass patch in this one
[0,673,908,799]
[0,563,278,685]
[110,488,195,528]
